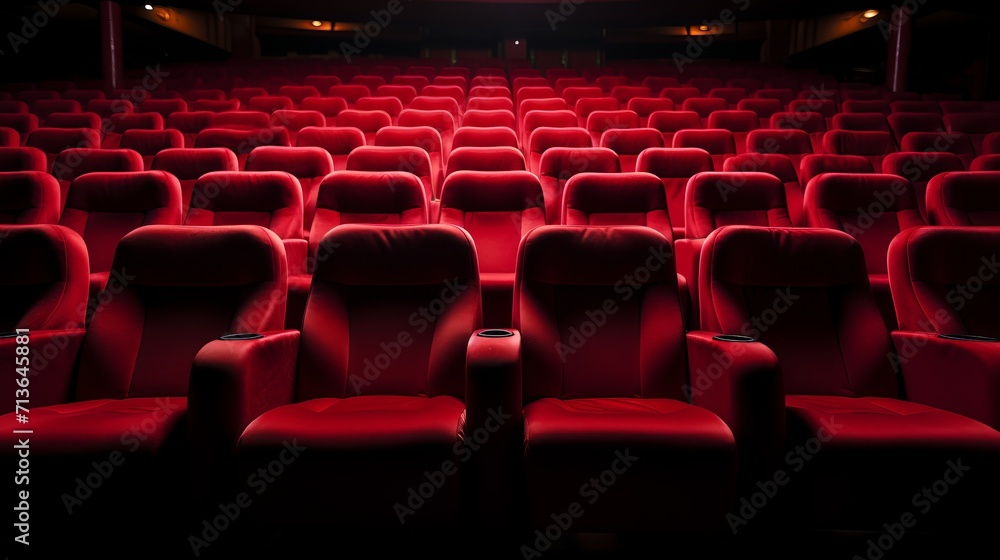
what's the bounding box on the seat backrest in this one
[439,171,545,273]
[822,130,895,170]
[138,99,188,119]
[737,98,784,123]
[926,171,1000,227]
[881,152,965,221]
[452,126,519,149]
[355,96,405,118]
[672,128,736,169]
[329,85,371,105]
[515,226,684,402]
[51,148,144,193]
[59,171,183,272]
[165,111,214,146]
[45,112,101,131]
[191,99,241,113]
[150,147,238,215]
[788,98,837,118]
[75,225,286,400]
[889,226,1000,339]
[832,112,891,133]
[194,127,291,168]
[0,171,61,225]
[303,76,342,92]
[562,87,604,107]
[120,129,184,168]
[374,85,419,104]
[562,172,673,241]
[309,171,429,260]
[971,154,1000,171]
[31,99,82,122]
[247,96,294,114]
[707,110,759,132]
[660,86,704,105]
[346,145,435,200]
[900,131,977,168]
[445,146,525,177]
[277,85,321,106]
[420,85,466,107]
[0,147,47,172]
[887,112,944,144]
[842,100,891,115]
[599,128,664,172]
[537,147,621,223]
[685,171,793,238]
[805,173,925,274]
[699,225,897,397]
[770,111,827,133]
[799,154,875,186]
[245,146,333,230]
[526,127,592,174]
[635,147,715,237]
[746,129,813,165]
[462,109,516,129]
[25,128,101,170]
[393,75,430,90]
[890,100,940,114]
[681,97,729,119]
[0,224,88,331]
[299,224,479,399]
[296,126,365,170]
[186,171,303,239]
[723,153,805,226]
[943,112,1000,154]
[210,111,269,131]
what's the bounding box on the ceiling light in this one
[863,9,879,18]
[514,40,520,45]
[144,4,153,9]
[311,20,323,27]
[698,24,710,32]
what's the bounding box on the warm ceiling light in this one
[514,40,520,45]
[863,9,879,18]
[143,4,153,9]
[311,20,323,27]
[698,24,710,32]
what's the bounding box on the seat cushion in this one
[523,397,736,531]
[783,395,1000,529]
[238,395,466,527]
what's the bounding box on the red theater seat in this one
[296,126,365,171]
[372,126,444,197]
[452,126,519,149]
[887,112,944,145]
[822,130,895,170]
[754,88,796,106]
[939,101,984,114]
[393,75,430,90]
[102,113,165,149]
[165,111,214,147]
[398,109,457,158]
[374,85,419,105]
[42,112,101,132]
[943,112,1000,155]
[707,110,759,153]
[0,225,286,540]
[599,128,664,172]
[439,170,544,326]
[408,96,463,122]
[562,86,604,107]
[270,110,325,144]
[842,100,891,115]
[330,84,372,106]
[0,171,61,224]
[421,85,466,108]
[682,98,729,124]
[900,131,977,168]
[707,87,748,107]
[85,99,133,119]
[643,76,680,94]
[185,89,226,102]
[724,153,806,226]
[926,171,1000,226]
[737,98,785,127]
[59,171,183,297]
[247,96,294,114]
[971,154,1000,170]
[832,112,891,133]
[304,75,342,93]
[31,99,82,123]
[300,97,348,126]
[881,152,965,221]
[561,172,673,239]
[25,128,101,172]
[799,153,875,186]
[191,99,241,113]
[152,147,239,215]
[888,226,1000,429]
[672,129,736,170]
[51,148,144,204]
[497,225,744,532]
[246,146,334,235]
[746,128,813,170]
[277,86,321,108]
[805,173,925,329]
[0,101,29,114]
[890,100,940,114]
[119,129,184,169]
[701,225,1000,532]
[537,147,620,223]
[229,87,268,110]
[635,147,714,239]
[194,127,291,169]
[467,97,515,112]
[0,147,47,172]
[526,127,592,174]
[647,110,702,146]
[626,98,675,127]
[585,110,639,144]
[574,97,618,128]
[445,146,525,177]
[347,146,436,202]
[610,86,654,108]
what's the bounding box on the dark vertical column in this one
[885,6,912,92]
[100,1,125,91]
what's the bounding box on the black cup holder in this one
[713,334,756,343]
[939,333,999,343]
[0,331,18,339]
[220,333,264,341]
[478,329,514,338]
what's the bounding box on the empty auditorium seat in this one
[519,98,569,126]
[971,154,1000,170]
[151,147,239,215]
[788,98,837,127]
[746,128,814,169]
[444,146,525,177]
[0,147,47,172]
[374,85,419,105]
[0,171,61,224]
[43,110,101,131]
[296,126,365,171]
[51,147,144,204]
[939,101,984,114]
[699,224,1000,532]
[647,111,701,147]
[754,88,796,106]
[585,110,639,144]
[277,85,321,108]
[626,98,675,127]
[246,96,293,114]
[191,224,473,529]
[166,111,214,147]
[926,171,1000,226]
[269,110,325,144]
[0,127,18,147]
[832,112,891,133]
[328,85,371,105]
[682,98,729,124]
[0,224,286,538]
[842,100,891,115]
[887,112,944,146]
[392,75,430,90]
[737,98,785,127]
[643,76,680,94]
[117,129,183,169]
[31,99,82,123]
[452,126,519,149]
[890,100,940,114]
[537,147,621,223]
[610,86,654,108]
[467,97,515,112]
[372,126,445,196]
[900,131,977,168]
[633,147,714,239]
[85,99,134,120]
[346,145,436,202]
[707,110,759,153]
[499,225,743,532]
[799,153,875,186]
[185,89,226,102]
[398,109,457,158]
[724,153,806,226]
[186,171,306,274]
[138,98,188,120]
[562,86,604,107]
[562,171,673,237]
[439,170,544,326]
[822,130,895,170]
[101,113,164,149]
[303,75,342,93]
[194,127,291,169]
[192,99,241,113]
[943,112,1000,155]
[352,76,387,93]
[805,172,925,328]
[421,85,466,108]
[599,128,664,172]
[408,96,463,121]
[0,101,29,114]
[59,171,183,296]
[672,129,736,170]
[469,85,512,100]
[246,146,334,235]
[25,128,101,172]
[574,97,619,128]
[888,226,1000,428]
[881,152,965,221]
[525,127,592,175]
[229,87,268,109]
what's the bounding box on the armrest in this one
[893,330,1000,430]
[282,238,309,276]
[0,329,86,414]
[675,238,705,329]
[686,331,785,482]
[465,328,522,529]
[188,329,300,496]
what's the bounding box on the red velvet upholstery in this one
[737,98,784,127]
[355,96,405,120]
[798,153,874,186]
[120,129,184,169]
[445,146,525,177]
[626,97,674,126]
[462,109,516,129]
[375,84,419,105]
[51,149,144,202]
[229,87,268,109]
[971,154,1000,170]
[585,110,639,144]
[192,99,241,113]
[526,127,592,175]
[347,145,436,202]
[452,126,519,149]
[186,171,303,238]
[247,96,294,114]
[31,99,81,122]
[300,97,348,126]
[599,128,664,172]
[328,84,371,105]
[887,112,944,144]
[25,128,101,172]
[296,126,365,171]
[672,129,736,170]
[682,97,728,121]
[440,170,544,326]
[165,111,214,147]
[194,128,291,169]
[398,109,457,157]
[521,109,577,149]
[685,172,792,238]
[660,86,701,105]
[944,112,1000,154]
[269,110,325,144]
[0,171,61,224]
[45,112,101,131]
[152,147,239,216]
[699,225,1000,530]
[536,147,620,224]
[881,152,965,222]
[232,224,480,527]
[723,153,805,226]
[635,147,714,239]
[409,96,463,120]
[0,113,39,143]
[372,126,444,195]
[514,226,738,531]
[647,110,702,146]
[927,171,1000,226]
[336,110,392,144]
[0,147,47,172]
[561,172,673,239]
[101,113,164,149]
[277,85,321,107]
[138,99,188,120]
[842,100,891,115]
[0,224,287,542]
[900,131,977,168]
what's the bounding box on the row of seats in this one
[2,221,997,547]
